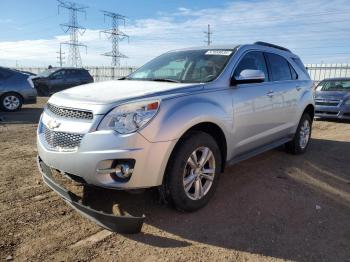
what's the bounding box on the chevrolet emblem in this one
[47,119,61,129]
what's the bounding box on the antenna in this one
[57,0,88,67]
[100,10,129,67]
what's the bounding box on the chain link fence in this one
[15,64,350,82]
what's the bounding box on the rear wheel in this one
[285,113,312,154]
[165,132,222,212]
[0,93,22,112]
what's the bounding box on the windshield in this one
[37,69,55,77]
[317,80,350,91]
[126,49,235,83]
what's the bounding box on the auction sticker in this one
[205,50,232,56]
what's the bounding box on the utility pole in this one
[204,24,212,46]
[57,0,88,68]
[100,10,129,67]
[56,44,65,67]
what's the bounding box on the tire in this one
[165,131,222,212]
[0,92,23,112]
[285,113,312,154]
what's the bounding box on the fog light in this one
[96,159,135,182]
[115,164,133,179]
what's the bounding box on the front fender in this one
[139,90,233,145]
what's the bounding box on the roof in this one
[170,42,296,56]
[50,67,87,70]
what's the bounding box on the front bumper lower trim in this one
[37,156,145,234]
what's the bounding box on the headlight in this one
[344,99,350,105]
[98,100,160,134]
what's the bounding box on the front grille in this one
[47,103,93,120]
[315,100,340,107]
[43,124,83,150]
[315,111,338,115]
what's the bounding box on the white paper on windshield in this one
[205,50,232,56]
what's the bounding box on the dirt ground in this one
[0,97,349,262]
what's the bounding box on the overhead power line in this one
[57,0,88,67]
[100,10,129,67]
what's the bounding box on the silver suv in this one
[37,42,314,233]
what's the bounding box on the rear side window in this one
[292,57,308,75]
[265,53,292,81]
[234,51,269,81]
[289,64,298,80]
[70,70,81,77]
[79,70,90,77]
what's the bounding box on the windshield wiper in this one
[150,78,180,83]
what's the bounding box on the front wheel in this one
[285,113,312,154]
[165,131,222,212]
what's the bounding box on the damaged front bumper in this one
[37,156,145,234]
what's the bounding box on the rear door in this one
[231,51,280,156]
[65,69,81,88]
[264,52,299,136]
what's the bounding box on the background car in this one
[0,66,37,112]
[32,67,94,96]
[314,77,350,120]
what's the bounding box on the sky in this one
[1,0,350,67]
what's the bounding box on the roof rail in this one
[254,41,291,53]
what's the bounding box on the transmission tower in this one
[204,24,212,46]
[57,0,88,67]
[100,10,129,67]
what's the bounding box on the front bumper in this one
[37,156,145,233]
[315,105,350,120]
[37,119,177,189]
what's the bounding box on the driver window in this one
[234,51,268,81]
[51,70,65,79]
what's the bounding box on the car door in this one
[231,51,282,156]
[264,52,299,136]
[49,69,66,94]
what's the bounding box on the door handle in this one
[296,86,302,91]
[266,90,274,97]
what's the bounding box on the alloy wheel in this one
[183,146,216,200]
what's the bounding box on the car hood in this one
[315,90,350,100]
[48,80,203,113]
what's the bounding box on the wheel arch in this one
[165,121,228,177]
[303,104,315,120]
[0,91,24,101]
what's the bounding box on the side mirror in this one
[231,69,265,85]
